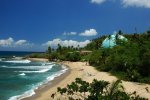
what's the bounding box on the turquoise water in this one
[0,54,67,100]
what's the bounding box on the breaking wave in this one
[17,68,51,73]
[9,64,68,100]
[9,89,35,100]
[3,60,31,64]
[19,73,26,76]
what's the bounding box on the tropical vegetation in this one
[53,78,148,100]
[28,30,150,83]
[87,30,150,83]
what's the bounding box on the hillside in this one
[84,30,150,83]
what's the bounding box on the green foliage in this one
[56,78,148,100]
[126,68,141,82]
[89,50,102,66]
[47,46,52,60]
[65,52,81,61]
[46,45,81,61]
[28,31,150,83]
[140,50,150,76]
[49,51,58,60]
[28,53,48,58]
[85,36,106,50]
[89,79,109,97]
[81,53,91,62]
[88,33,150,83]
[48,46,52,54]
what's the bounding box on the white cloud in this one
[90,0,150,8]
[0,37,14,47]
[63,32,77,35]
[79,29,98,36]
[0,37,33,47]
[15,40,27,46]
[42,38,90,48]
[63,29,98,37]
[91,0,106,4]
[121,0,150,8]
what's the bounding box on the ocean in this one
[0,51,67,100]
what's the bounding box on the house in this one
[102,33,127,48]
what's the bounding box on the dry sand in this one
[28,58,49,62]
[24,61,150,100]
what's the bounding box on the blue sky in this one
[0,0,150,51]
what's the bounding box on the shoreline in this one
[27,58,49,62]
[22,61,117,100]
[22,60,150,100]
[21,59,70,100]
[22,67,71,100]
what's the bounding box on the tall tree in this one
[118,30,123,35]
[57,44,62,53]
[48,46,52,54]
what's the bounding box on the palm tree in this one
[48,46,52,54]
[47,46,52,60]
[77,44,80,50]
[118,30,123,35]
[105,80,125,99]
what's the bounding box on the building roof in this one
[102,34,127,48]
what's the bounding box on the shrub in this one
[65,52,81,61]
[54,78,148,100]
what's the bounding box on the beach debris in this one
[79,69,84,71]
[51,92,56,99]
[145,87,149,93]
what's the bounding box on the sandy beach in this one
[28,58,49,62]
[23,61,150,100]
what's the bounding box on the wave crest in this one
[9,89,35,100]
[9,64,68,100]
[4,60,31,64]
[19,73,26,76]
[17,69,50,73]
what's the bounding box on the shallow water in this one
[0,58,67,100]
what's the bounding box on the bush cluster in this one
[88,33,150,83]
[54,78,148,100]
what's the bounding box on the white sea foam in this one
[18,68,50,73]
[9,64,68,100]
[14,64,54,73]
[9,89,35,100]
[19,73,26,76]
[41,63,46,66]
[1,65,7,67]
[4,60,31,63]
[12,57,23,60]
[46,65,68,82]
[46,62,55,64]
[35,65,68,88]
[4,64,54,69]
